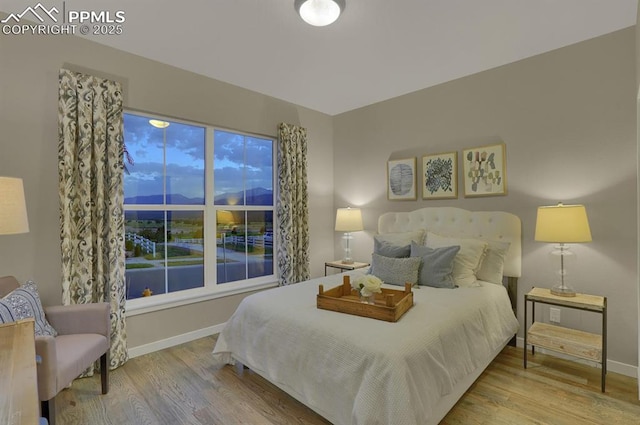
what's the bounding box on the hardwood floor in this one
[56,335,639,424]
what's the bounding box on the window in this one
[123,112,275,302]
[213,130,274,283]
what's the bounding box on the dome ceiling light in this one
[149,119,170,129]
[294,0,345,27]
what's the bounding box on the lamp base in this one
[341,231,354,265]
[550,285,576,297]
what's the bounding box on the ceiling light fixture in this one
[149,119,170,129]
[294,0,345,27]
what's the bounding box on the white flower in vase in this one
[354,275,383,298]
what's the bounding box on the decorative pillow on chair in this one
[374,237,410,258]
[2,280,57,336]
[369,253,421,287]
[425,233,488,288]
[0,299,17,324]
[477,240,511,285]
[410,242,460,288]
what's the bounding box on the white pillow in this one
[477,240,510,285]
[375,230,425,247]
[425,232,487,287]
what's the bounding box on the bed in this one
[212,207,521,425]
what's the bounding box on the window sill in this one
[125,279,279,317]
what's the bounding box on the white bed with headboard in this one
[212,207,521,425]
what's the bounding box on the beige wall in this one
[637,1,640,89]
[1,17,637,370]
[0,29,334,348]
[334,28,638,367]
[636,0,640,383]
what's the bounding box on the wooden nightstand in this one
[524,287,607,392]
[324,260,369,276]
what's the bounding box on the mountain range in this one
[125,187,273,206]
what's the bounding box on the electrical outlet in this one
[550,307,561,323]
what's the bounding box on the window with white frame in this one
[123,112,275,301]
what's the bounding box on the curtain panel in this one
[277,123,310,285]
[58,69,128,370]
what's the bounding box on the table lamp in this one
[0,176,30,235]
[335,207,363,264]
[534,203,591,297]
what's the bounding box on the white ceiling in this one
[5,0,638,115]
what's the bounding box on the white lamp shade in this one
[535,203,591,243]
[335,207,363,232]
[295,0,345,26]
[0,177,29,235]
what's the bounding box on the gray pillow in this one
[374,237,410,258]
[369,253,421,287]
[410,242,460,288]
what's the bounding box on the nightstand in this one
[324,260,369,276]
[524,287,607,392]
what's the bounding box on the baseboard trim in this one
[128,323,226,359]
[516,336,637,378]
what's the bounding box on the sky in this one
[123,112,273,204]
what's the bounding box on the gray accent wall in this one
[333,28,638,368]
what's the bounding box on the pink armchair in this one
[0,276,110,425]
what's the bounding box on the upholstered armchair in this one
[0,276,110,425]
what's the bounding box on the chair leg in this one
[100,351,109,394]
[41,399,55,425]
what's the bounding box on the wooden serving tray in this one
[317,275,414,322]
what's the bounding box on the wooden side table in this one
[524,287,607,392]
[0,318,41,424]
[324,260,369,276]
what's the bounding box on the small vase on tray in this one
[360,292,375,305]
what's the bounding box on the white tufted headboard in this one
[378,207,521,278]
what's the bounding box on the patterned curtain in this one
[58,69,128,370]
[277,123,310,285]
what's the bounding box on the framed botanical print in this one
[462,143,507,197]
[422,151,457,199]
[387,157,417,200]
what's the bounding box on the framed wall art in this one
[422,151,457,200]
[387,157,417,200]
[462,143,507,197]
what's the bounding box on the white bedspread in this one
[212,270,519,425]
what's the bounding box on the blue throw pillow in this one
[374,237,410,258]
[410,242,460,288]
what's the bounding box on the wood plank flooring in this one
[55,335,639,424]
